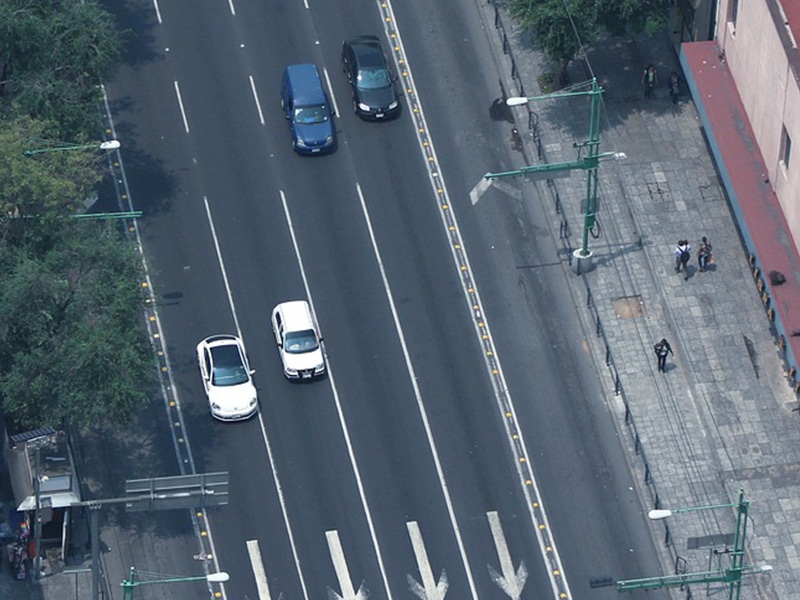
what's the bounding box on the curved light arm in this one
[123,571,229,588]
[25,139,120,155]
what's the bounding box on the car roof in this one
[348,36,385,67]
[284,63,326,106]
[209,343,244,368]
[275,301,314,330]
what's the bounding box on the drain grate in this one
[613,295,645,319]
[699,184,722,202]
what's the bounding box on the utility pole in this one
[485,78,624,273]
[617,490,772,597]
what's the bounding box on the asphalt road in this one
[101,0,670,598]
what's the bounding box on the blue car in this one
[281,64,337,155]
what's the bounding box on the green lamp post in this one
[121,566,229,600]
[617,490,771,598]
[22,138,140,219]
[485,78,625,273]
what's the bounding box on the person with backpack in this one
[698,236,712,272]
[674,239,692,280]
[654,338,673,373]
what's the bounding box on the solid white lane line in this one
[280,190,392,599]
[355,182,478,599]
[202,196,242,336]
[173,80,190,133]
[101,87,227,600]
[249,75,265,125]
[323,67,340,118]
[152,0,162,24]
[246,540,272,600]
[376,0,573,596]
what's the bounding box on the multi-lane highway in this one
[102,0,670,598]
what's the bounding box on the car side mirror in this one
[249,369,256,375]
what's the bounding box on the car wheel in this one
[352,98,359,115]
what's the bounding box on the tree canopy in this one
[0,219,156,431]
[0,1,154,432]
[0,0,122,140]
[509,0,671,70]
[0,115,104,232]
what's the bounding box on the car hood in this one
[356,86,396,110]
[294,121,335,145]
[208,382,257,410]
[284,349,324,372]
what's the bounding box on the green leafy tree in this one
[510,0,600,76]
[0,115,104,234]
[0,0,122,139]
[509,0,671,77]
[0,219,156,431]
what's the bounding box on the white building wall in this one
[715,0,800,248]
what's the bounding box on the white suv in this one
[271,301,325,379]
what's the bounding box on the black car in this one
[341,36,400,120]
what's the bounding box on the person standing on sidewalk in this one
[642,64,657,99]
[674,239,691,279]
[698,236,712,272]
[668,71,681,104]
[654,338,673,373]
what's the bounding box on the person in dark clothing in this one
[668,71,681,104]
[642,64,657,99]
[698,236,713,272]
[654,338,673,373]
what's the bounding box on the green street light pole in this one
[23,139,140,219]
[121,566,229,600]
[617,490,772,598]
[485,78,624,272]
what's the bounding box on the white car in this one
[271,301,325,379]
[196,335,258,421]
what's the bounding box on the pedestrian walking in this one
[654,338,673,373]
[697,236,713,272]
[668,71,681,104]
[674,239,691,279]
[642,64,657,99]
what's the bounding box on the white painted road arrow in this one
[326,530,369,600]
[487,512,528,600]
[406,521,448,600]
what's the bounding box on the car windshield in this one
[357,68,391,90]
[294,105,329,124]
[284,329,319,354]
[210,345,249,386]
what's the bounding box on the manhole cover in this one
[613,295,645,319]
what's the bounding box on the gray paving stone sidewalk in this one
[479,2,800,598]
